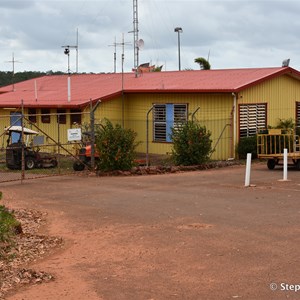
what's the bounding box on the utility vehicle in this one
[5,126,57,170]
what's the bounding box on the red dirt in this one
[1,163,300,299]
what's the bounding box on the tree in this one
[0,71,65,87]
[194,57,211,70]
[153,65,163,72]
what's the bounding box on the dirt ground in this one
[1,163,300,300]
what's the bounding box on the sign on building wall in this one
[67,128,82,141]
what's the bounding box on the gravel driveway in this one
[2,163,300,300]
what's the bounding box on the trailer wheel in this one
[73,161,85,171]
[296,160,300,171]
[25,157,35,170]
[267,159,276,170]
[51,159,58,168]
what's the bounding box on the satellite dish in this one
[136,39,144,50]
[282,58,290,67]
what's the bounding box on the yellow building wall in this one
[0,99,233,161]
[122,93,234,160]
[93,97,123,125]
[238,74,300,128]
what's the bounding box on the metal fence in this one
[0,110,92,183]
[0,106,233,183]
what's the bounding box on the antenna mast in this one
[61,29,79,74]
[108,36,117,73]
[76,28,79,73]
[133,0,139,76]
[5,53,21,91]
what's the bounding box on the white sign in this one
[67,128,82,141]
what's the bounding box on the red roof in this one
[0,67,299,108]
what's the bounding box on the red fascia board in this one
[124,88,234,94]
[0,102,85,109]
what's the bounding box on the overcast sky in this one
[1,0,300,74]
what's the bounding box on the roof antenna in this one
[282,58,290,67]
[207,49,211,63]
[61,29,79,74]
[5,53,22,92]
[133,0,139,77]
[108,36,117,73]
[129,0,144,77]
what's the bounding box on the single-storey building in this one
[0,66,300,160]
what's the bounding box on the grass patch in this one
[0,154,75,175]
[0,191,21,259]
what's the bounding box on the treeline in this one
[0,70,65,87]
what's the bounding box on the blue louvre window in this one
[153,104,187,142]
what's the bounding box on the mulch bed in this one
[96,160,244,176]
[0,209,63,299]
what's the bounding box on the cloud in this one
[1,0,300,73]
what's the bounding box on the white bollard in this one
[244,153,252,187]
[283,148,288,181]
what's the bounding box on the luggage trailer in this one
[257,130,300,170]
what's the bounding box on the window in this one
[239,103,267,138]
[28,108,37,123]
[296,102,300,130]
[70,109,82,125]
[57,109,66,124]
[41,109,51,124]
[153,104,187,142]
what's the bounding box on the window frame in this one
[153,103,188,142]
[57,109,67,124]
[239,103,267,138]
[28,108,37,123]
[70,109,82,125]
[41,108,51,124]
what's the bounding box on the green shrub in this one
[0,205,19,243]
[171,121,213,166]
[95,119,140,171]
[275,118,295,133]
[236,136,257,159]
